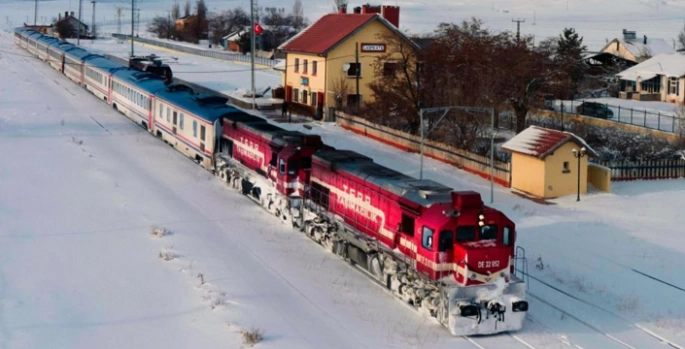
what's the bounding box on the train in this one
[13,27,529,336]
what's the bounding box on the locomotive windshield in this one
[455,225,499,242]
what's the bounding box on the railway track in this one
[526,272,684,349]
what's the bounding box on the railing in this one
[592,159,685,180]
[111,33,277,68]
[548,99,681,134]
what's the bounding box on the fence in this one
[334,111,512,187]
[593,159,685,181]
[548,99,681,134]
[111,34,277,68]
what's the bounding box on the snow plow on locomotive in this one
[214,115,529,336]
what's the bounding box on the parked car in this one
[576,102,614,119]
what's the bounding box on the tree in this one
[207,8,251,45]
[54,19,75,38]
[679,21,685,52]
[147,15,173,39]
[195,0,208,40]
[291,0,305,29]
[184,0,192,18]
[555,27,587,99]
[171,2,181,20]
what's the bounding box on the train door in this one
[172,111,178,134]
[436,229,454,280]
[399,212,416,256]
[285,85,292,102]
[147,97,154,132]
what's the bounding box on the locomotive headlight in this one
[478,214,485,221]
[478,221,485,227]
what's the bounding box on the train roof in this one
[27,31,43,39]
[84,56,126,72]
[154,85,234,123]
[37,36,60,45]
[113,69,168,93]
[222,110,265,125]
[314,149,454,206]
[50,41,75,51]
[64,47,95,60]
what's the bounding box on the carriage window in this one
[200,125,206,141]
[401,213,415,237]
[503,226,512,246]
[158,104,163,118]
[166,108,170,122]
[480,224,498,240]
[180,113,184,129]
[193,121,198,137]
[456,226,476,242]
[438,230,454,252]
[422,226,434,250]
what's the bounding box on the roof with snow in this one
[617,53,685,81]
[278,13,418,55]
[501,126,598,159]
[601,37,675,61]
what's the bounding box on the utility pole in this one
[250,0,257,109]
[91,1,96,38]
[33,0,38,25]
[131,0,135,57]
[355,42,360,112]
[77,0,82,45]
[512,18,525,44]
[116,7,122,34]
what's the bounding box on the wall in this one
[602,40,637,62]
[534,109,681,143]
[588,163,612,192]
[543,142,588,198]
[335,112,511,186]
[283,52,327,106]
[510,154,545,198]
[326,20,414,108]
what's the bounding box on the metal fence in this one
[593,159,685,181]
[548,99,681,134]
[111,34,277,68]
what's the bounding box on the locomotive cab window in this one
[279,158,286,174]
[422,226,434,250]
[503,226,512,246]
[456,226,475,242]
[287,160,298,175]
[480,224,498,240]
[438,230,454,252]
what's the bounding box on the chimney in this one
[65,11,69,18]
[353,6,362,14]
[361,4,381,14]
[70,11,75,17]
[381,5,400,28]
[644,35,647,45]
[58,13,61,21]
[338,3,347,14]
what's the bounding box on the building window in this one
[669,77,680,95]
[345,62,361,78]
[312,60,317,75]
[302,90,308,104]
[293,88,299,102]
[303,59,308,74]
[383,62,397,76]
[294,58,299,72]
[563,161,570,173]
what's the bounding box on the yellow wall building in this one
[278,4,417,117]
[502,126,598,200]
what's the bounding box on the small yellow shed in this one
[502,126,598,199]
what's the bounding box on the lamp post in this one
[571,147,587,202]
[419,105,496,204]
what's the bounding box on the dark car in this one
[576,102,614,119]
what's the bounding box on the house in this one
[616,53,685,103]
[222,29,247,52]
[54,11,89,38]
[502,126,598,200]
[175,15,197,33]
[600,29,675,63]
[278,3,418,117]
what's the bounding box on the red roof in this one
[501,126,597,159]
[280,14,377,55]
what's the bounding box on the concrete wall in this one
[335,112,511,186]
[588,163,612,192]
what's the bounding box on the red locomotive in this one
[214,112,529,336]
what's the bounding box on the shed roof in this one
[501,126,598,159]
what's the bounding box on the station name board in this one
[360,43,386,52]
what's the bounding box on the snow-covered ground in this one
[4,11,685,349]
[2,0,685,51]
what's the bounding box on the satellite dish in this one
[342,63,350,72]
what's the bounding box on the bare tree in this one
[678,22,685,52]
[171,2,181,20]
[291,0,305,29]
[195,0,208,40]
[147,15,173,39]
[331,75,350,111]
[184,0,192,18]
[207,8,250,45]
[54,19,75,38]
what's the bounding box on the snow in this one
[4,2,685,348]
[501,125,597,159]
[618,53,685,81]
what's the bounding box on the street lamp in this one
[571,147,587,202]
[419,105,496,204]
